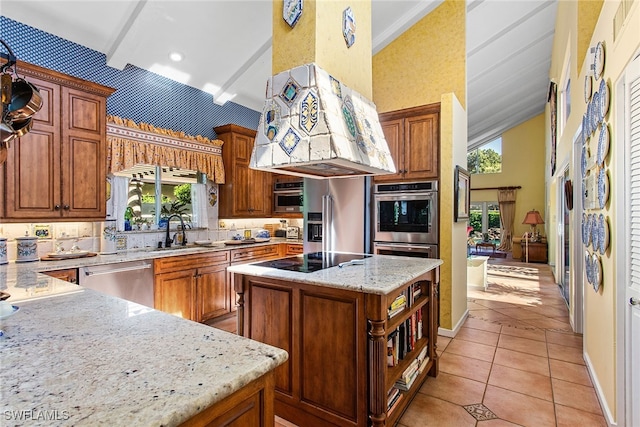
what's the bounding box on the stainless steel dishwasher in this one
[79,261,154,308]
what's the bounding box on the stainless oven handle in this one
[373,192,435,201]
[274,190,303,195]
[83,262,152,276]
[374,243,434,253]
[323,194,333,252]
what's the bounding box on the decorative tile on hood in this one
[250,62,396,178]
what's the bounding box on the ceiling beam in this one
[106,0,148,69]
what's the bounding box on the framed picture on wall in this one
[454,166,470,222]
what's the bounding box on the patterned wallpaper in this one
[0,17,260,140]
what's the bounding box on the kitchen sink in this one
[144,244,224,255]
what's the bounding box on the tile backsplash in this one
[0,218,302,262]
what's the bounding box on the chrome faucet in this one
[164,214,187,248]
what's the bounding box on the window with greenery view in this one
[467,137,502,174]
[469,202,501,242]
[121,166,198,228]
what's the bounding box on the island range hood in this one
[250,63,396,179]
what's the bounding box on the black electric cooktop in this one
[253,251,371,273]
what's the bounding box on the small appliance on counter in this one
[286,226,299,240]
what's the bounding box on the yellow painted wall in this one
[470,114,546,239]
[372,0,466,331]
[547,0,640,421]
[372,0,466,113]
[577,0,604,74]
[272,0,373,97]
[441,93,470,330]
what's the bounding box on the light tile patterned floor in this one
[397,260,607,427]
[271,259,607,427]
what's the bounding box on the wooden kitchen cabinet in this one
[228,243,283,313]
[374,103,440,182]
[283,243,303,255]
[0,60,115,221]
[215,124,273,218]
[154,251,230,322]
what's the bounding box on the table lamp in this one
[522,209,544,263]
[522,209,544,242]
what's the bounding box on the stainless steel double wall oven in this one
[373,181,438,258]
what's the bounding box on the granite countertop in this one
[227,253,443,296]
[0,287,288,426]
[0,239,301,302]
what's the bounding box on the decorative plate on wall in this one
[585,250,592,285]
[581,144,588,178]
[591,213,599,252]
[598,167,610,209]
[342,7,356,48]
[592,253,602,292]
[582,213,590,246]
[593,41,605,80]
[592,91,601,126]
[598,213,609,255]
[584,74,592,103]
[597,122,610,166]
[283,0,303,28]
[599,78,610,118]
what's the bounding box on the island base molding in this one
[234,266,440,426]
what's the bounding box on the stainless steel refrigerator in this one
[303,177,371,254]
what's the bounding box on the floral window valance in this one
[106,115,225,184]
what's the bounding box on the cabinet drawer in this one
[284,243,303,255]
[155,250,230,274]
[230,244,281,264]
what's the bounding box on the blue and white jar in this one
[16,236,39,262]
[0,238,7,265]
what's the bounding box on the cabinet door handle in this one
[63,205,70,210]
[54,204,61,211]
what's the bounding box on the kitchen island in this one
[0,273,288,426]
[228,253,442,427]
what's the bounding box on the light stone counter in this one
[0,288,288,426]
[227,253,443,295]
[0,239,298,302]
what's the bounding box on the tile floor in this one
[271,259,605,427]
[397,259,606,427]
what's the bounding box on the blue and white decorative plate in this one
[584,74,592,103]
[599,79,610,118]
[582,180,587,210]
[283,0,303,28]
[581,145,588,178]
[598,214,609,255]
[591,214,599,251]
[597,122,609,166]
[594,41,605,81]
[598,167,609,209]
[342,7,356,48]
[592,253,602,292]
[585,250,592,284]
[593,91,601,126]
[585,214,592,246]
[581,213,589,245]
[582,114,588,141]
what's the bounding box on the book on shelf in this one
[412,282,422,300]
[388,294,407,318]
[387,391,403,414]
[416,309,423,340]
[387,331,398,367]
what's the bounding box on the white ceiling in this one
[1,0,557,149]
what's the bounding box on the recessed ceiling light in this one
[169,52,184,62]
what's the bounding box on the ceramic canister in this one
[0,237,7,265]
[100,220,117,254]
[16,236,39,262]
